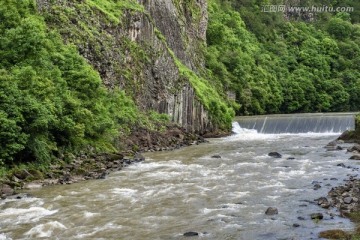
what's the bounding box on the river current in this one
[0,113,359,240]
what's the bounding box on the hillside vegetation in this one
[205,0,360,115]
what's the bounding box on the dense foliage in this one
[205,0,360,115]
[0,0,143,166]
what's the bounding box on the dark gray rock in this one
[315,197,331,208]
[287,157,295,160]
[184,232,199,237]
[337,163,346,168]
[310,213,323,220]
[349,155,360,160]
[293,223,300,227]
[268,152,282,158]
[211,155,221,159]
[313,184,321,190]
[265,207,278,215]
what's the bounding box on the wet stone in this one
[268,152,282,158]
[184,232,199,237]
[349,155,360,160]
[265,207,278,215]
[337,163,346,168]
[310,213,323,220]
[343,197,353,204]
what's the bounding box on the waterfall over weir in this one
[235,112,357,134]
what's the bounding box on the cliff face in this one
[36,0,217,134]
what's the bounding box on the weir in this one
[235,112,357,134]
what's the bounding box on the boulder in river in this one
[347,144,360,153]
[313,184,321,190]
[268,152,282,158]
[337,163,346,168]
[315,197,330,208]
[0,184,14,197]
[349,155,360,160]
[211,155,222,159]
[183,232,199,237]
[310,213,323,220]
[265,207,278,215]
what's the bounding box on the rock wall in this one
[37,0,216,134]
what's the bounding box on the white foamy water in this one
[1,114,357,239]
[24,221,67,238]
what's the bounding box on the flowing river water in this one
[1,113,359,240]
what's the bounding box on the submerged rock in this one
[265,207,278,215]
[315,197,330,208]
[349,155,360,160]
[337,163,346,168]
[347,145,360,153]
[211,155,222,159]
[313,184,321,190]
[183,232,199,237]
[268,152,282,158]
[310,213,323,220]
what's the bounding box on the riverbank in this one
[318,130,360,239]
[0,123,212,199]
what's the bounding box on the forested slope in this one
[205,0,360,115]
[0,0,234,173]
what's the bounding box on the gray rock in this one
[343,197,353,204]
[0,184,14,196]
[268,152,282,158]
[265,207,278,215]
[310,213,323,220]
[184,232,199,237]
[337,163,346,167]
[211,155,221,159]
[293,223,300,227]
[347,145,360,153]
[349,155,360,160]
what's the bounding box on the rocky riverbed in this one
[316,137,360,238]
[0,124,207,199]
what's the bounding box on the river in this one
[0,113,358,240]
